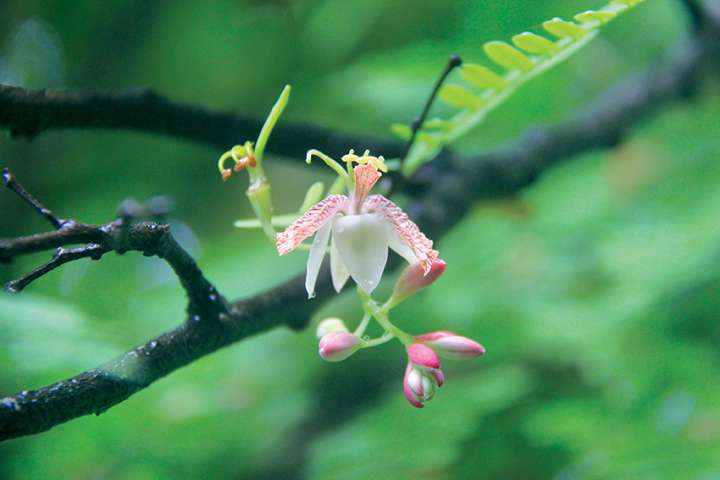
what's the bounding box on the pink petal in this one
[363,195,438,274]
[318,332,361,362]
[407,343,440,370]
[414,330,457,342]
[416,332,486,360]
[351,164,381,210]
[432,369,445,388]
[403,363,424,408]
[391,259,447,304]
[276,195,348,255]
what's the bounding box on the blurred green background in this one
[2,0,720,478]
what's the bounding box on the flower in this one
[318,331,362,362]
[276,151,439,298]
[415,331,485,360]
[403,343,444,408]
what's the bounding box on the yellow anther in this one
[218,141,256,181]
[340,149,388,173]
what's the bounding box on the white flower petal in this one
[332,213,388,294]
[330,236,350,293]
[305,220,333,298]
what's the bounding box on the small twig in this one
[0,169,225,315]
[2,167,66,229]
[5,244,108,292]
[403,54,463,160]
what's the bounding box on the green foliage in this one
[396,0,647,175]
[1,1,717,479]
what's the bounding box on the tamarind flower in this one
[276,151,439,298]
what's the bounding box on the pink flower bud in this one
[402,362,443,409]
[403,364,424,408]
[415,331,485,360]
[390,259,447,307]
[407,343,440,370]
[318,332,362,362]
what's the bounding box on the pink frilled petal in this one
[363,195,438,274]
[415,331,485,360]
[351,164,381,210]
[276,195,348,255]
[407,343,440,370]
[403,363,424,408]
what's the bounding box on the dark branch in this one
[2,168,66,229]
[1,5,719,441]
[5,244,107,293]
[403,53,463,159]
[0,85,404,160]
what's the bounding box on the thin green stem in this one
[362,333,394,348]
[252,84,291,182]
[353,312,371,336]
[358,288,413,345]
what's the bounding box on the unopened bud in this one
[406,343,440,370]
[315,317,349,340]
[318,331,362,362]
[403,362,444,409]
[388,259,447,308]
[415,331,485,360]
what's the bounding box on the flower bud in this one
[406,343,440,370]
[318,331,362,362]
[315,317,349,340]
[388,259,447,308]
[415,331,485,360]
[403,362,443,409]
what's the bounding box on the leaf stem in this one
[402,54,463,164]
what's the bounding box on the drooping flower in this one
[276,151,439,298]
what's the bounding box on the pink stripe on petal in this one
[363,195,438,274]
[276,195,348,255]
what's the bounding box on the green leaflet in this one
[396,0,647,176]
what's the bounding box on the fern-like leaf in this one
[397,0,647,175]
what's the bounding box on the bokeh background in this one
[2,1,720,478]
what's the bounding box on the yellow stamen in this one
[341,149,388,173]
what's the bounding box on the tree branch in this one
[0,85,404,160]
[1,3,719,442]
